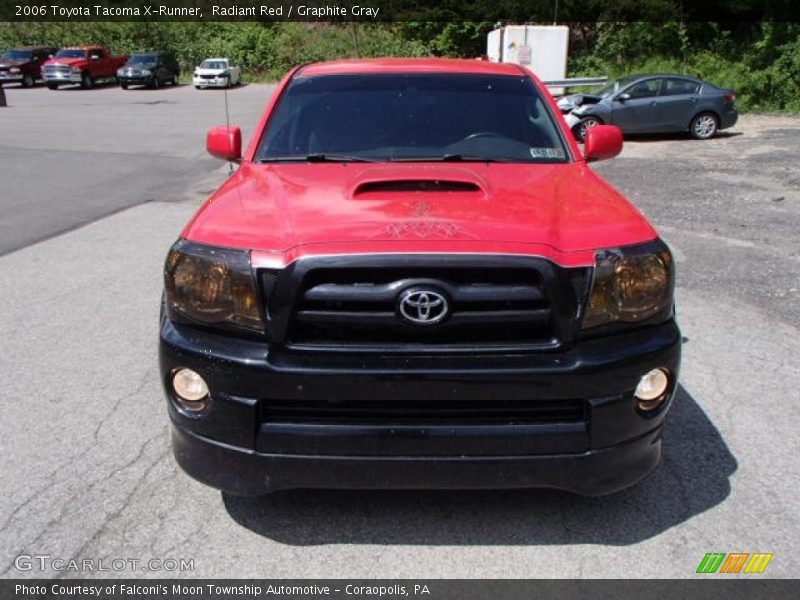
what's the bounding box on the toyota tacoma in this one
[161,59,681,496]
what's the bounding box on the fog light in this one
[172,368,210,413]
[635,368,670,411]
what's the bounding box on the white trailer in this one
[487,25,570,93]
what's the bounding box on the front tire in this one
[47,83,59,90]
[22,74,35,88]
[120,82,128,90]
[80,72,94,89]
[152,75,160,89]
[575,116,602,142]
[690,112,719,140]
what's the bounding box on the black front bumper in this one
[160,315,681,496]
[118,75,154,85]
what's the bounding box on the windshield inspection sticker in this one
[530,147,566,159]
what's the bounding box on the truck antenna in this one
[224,88,233,175]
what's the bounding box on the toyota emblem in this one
[398,289,449,325]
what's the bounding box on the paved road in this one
[0,84,798,578]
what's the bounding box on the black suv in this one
[117,51,180,89]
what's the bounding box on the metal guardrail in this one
[543,77,608,89]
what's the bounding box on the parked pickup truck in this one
[0,46,57,87]
[42,46,127,89]
[161,58,681,497]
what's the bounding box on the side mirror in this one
[206,125,242,161]
[616,92,630,102]
[583,125,623,162]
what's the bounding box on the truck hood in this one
[43,57,86,68]
[0,59,30,68]
[183,162,657,267]
[195,67,227,75]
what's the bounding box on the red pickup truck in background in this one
[42,46,127,89]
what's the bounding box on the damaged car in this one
[559,74,737,141]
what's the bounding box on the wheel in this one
[80,72,94,89]
[225,76,232,89]
[171,74,179,86]
[194,85,201,90]
[120,82,128,90]
[575,116,602,142]
[152,75,160,89]
[690,112,718,140]
[47,83,58,90]
[22,74,35,88]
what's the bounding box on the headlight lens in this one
[582,240,673,330]
[141,69,151,76]
[164,240,263,332]
[10,67,20,73]
[71,67,81,73]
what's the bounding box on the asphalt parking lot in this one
[0,83,798,578]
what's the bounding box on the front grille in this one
[261,398,585,425]
[200,74,216,79]
[285,266,557,350]
[44,65,70,74]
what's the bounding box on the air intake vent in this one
[354,180,482,195]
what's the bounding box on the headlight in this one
[582,240,674,330]
[9,67,20,73]
[141,69,151,76]
[164,240,264,333]
[71,67,81,74]
[220,70,229,77]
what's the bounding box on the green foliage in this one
[0,19,797,112]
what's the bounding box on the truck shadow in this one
[222,385,736,546]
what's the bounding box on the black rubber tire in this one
[575,116,602,142]
[47,83,58,90]
[22,74,35,88]
[152,75,160,89]
[171,74,179,86]
[121,82,128,90]
[689,112,719,140]
[80,72,94,89]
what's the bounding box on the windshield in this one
[200,60,227,70]
[1,50,32,60]
[257,74,569,163]
[55,49,87,59]
[597,76,637,97]
[129,54,158,65]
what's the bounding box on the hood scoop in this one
[353,179,483,199]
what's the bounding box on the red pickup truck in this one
[161,58,681,497]
[42,46,127,89]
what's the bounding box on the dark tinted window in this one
[626,79,662,99]
[257,74,568,163]
[55,49,86,58]
[661,78,700,95]
[2,50,32,60]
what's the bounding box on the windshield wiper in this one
[258,154,380,163]
[390,154,513,163]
